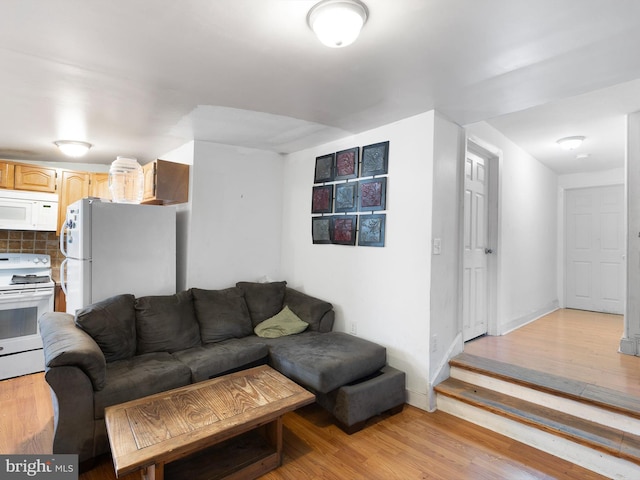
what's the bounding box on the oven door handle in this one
[60,258,68,296]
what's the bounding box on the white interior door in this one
[565,185,625,314]
[462,151,490,341]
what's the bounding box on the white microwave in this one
[0,190,59,231]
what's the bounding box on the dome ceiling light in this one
[307,0,369,48]
[556,136,585,151]
[54,140,92,157]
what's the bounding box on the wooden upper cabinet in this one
[57,170,90,234]
[142,161,156,202]
[14,164,57,193]
[90,172,111,200]
[0,161,15,189]
[142,159,189,205]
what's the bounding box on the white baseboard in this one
[499,301,559,335]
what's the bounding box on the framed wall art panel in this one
[314,153,335,183]
[334,147,359,180]
[358,177,387,211]
[335,182,358,213]
[311,185,333,214]
[312,216,332,244]
[358,214,386,247]
[361,141,389,177]
[331,215,357,245]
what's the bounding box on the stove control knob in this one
[41,257,49,264]
[33,258,40,264]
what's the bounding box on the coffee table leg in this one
[265,416,283,464]
[141,463,164,480]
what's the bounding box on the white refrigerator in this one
[60,198,177,314]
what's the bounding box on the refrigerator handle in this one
[59,217,68,257]
[60,258,68,296]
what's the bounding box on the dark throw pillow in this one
[134,290,201,354]
[191,287,253,343]
[236,281,287,327]
[74,294,137,363]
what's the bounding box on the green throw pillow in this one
[254,306,309,338]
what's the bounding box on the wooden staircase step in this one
[450,353,640,419]
[435,377,640,466]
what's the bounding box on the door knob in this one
[485,248,493,254]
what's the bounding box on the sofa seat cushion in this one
[94,352,192,419]
[268,332,386,394]
[172,339,269,383]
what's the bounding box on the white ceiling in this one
[1,0,640,173]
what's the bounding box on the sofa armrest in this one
[284,287,334,332]
[318,310,335,333]
[45,365,98,462]
[39,312,106,391]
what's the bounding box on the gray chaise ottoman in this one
[268,332,406,432]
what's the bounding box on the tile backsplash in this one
[0,230,62,281]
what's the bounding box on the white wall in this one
[281,111,437,409]
[159,141,195,291]
[622,112,640,355]
[465,122,559,334]
[429,113,465,407]
[182,140,284,289]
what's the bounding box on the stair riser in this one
[450,366,640,436]
[437,395,639,480]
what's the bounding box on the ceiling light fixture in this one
[307,0,369,48]
[54,140,92,157]
[556,136,585,151]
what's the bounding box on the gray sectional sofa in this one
[39,281,405,467]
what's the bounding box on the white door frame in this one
[463,136,501,338]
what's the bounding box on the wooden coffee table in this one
[105,365,315,480]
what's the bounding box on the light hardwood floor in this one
[464,308,640,397]
[1,308,620,479]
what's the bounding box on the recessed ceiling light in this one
[54,140,92,157]
[556,136,585,151]
[307,0,369,48]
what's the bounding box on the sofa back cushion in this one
[74,294,137,362]
[236,281,287,327]
[135,290,201,354]
[283,288,333,332]
[191,287,253,343]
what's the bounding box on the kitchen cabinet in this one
[142,159,189,205]
[0,161,15,189]
[57,170,90,234]
[90,173,110,200]
[55,284,66,313]
[14,164,57,193]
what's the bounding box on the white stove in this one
[0,253,54,379]
[0,253,54,290]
